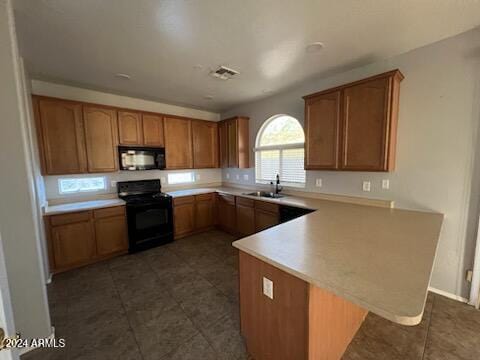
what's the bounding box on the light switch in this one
[110,180,117,188]
[382,179,390,189]
[226,173,230,179]
[263,277,274,299]
[243,174,249,181]
[196,174,201,181]
[315,178,322,187]
[160,177,166,184]
[236,174,240,180]
[362,181,371,192]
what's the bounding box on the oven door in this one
[126,201,173,252]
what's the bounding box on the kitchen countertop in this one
[232,198,444,326]
[44,199,126,215]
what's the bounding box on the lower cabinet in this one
[94,206,128,256]
[217,193,237,235]
[236,197,255,237]
[254,201,280,232]
[195,193,215,231]
[173,196,196,239]
[46,205,127,273]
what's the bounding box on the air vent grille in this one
[210,66,239,80]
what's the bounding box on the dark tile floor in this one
[22,230,480,360]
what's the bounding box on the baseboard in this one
[18,326,55,356]
[428,286,469,303]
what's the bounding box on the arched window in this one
[255,114,305,186]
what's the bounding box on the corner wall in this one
[221,28,480,299]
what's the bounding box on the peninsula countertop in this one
[232,198,443,326]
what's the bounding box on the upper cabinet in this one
[303,70,403,172]
[142,113,164,147]
[219,116,250,168]
[83,106,119,173]
[33,97,88,175]
[118,111,143,145]
[164,117,193,169]
[192,120,218,168]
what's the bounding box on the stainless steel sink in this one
[243,191,285,199]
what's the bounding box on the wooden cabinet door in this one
[192,121,218,168]
[236,202,255,237]
[35,98,87,175]
[305,91,341,170]
[164,117,193,169]
[255,209,279,232]
[341,77,391,171]
[51,218,95,270]
[174,197,195,238]
[118,111,143,145]
[218,194,236,234]
[142,113,164,146]
[227,118,238,168]
[83,106,119,172]
[219,120,229,168]
[195,193,215,231]
[94,207,127,256]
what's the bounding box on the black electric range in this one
[117,179,173,253]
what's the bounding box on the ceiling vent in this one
[209,66,239,80]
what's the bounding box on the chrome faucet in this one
[275,174,283,194]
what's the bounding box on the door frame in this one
[469,216,480,308]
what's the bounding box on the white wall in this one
[31,80,220,121]
[44,169,222,201]
[0,0,51,341]
[222,28,480,299]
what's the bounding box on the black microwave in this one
[118,146,166,171]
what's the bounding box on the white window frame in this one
[254,114,306,188]
[58,177,106,195]
[167,172,196,185]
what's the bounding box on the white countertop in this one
[44,199,125,215]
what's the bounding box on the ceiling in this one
[13,0,480,112]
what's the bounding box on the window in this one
[58,177,106,194]
[167,172,195,185]
[255,115,305,186]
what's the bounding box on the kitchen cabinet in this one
[194,193,215,231]
[33,97,87,175]
[192,120,218,168]
[164,117,193,169]
[219,116,249,168]
[303,70,403,172]
[173,196,195,238]
[118,111,143,145]
[47,211,96,271]
[142,113,164,147]
[254,201,279,232]
[94,206,128,256]
[304,91,341,170]
[217,193,237,234]
[45,206,128,273]
[83,105,119,172]
[236,197,255,237]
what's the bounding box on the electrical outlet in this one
[110,180,117,188]
[243,174,249,181]
[235,174,240,180]
[263,277,274,299]
[315,178,322,187]
[196,174,201,181]
[160,177,166,185]
[382,179,390,189]
[362,181,371,192]
[226,173,230,179]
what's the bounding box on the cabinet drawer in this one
[237,197,254,208]
[174,196,195,206]
[195,193,215,201]
[217,193,235,205]
[49,211,92,226]
[94,206,125,219]
[255,200,279,214]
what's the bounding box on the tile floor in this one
[22,230,480,360]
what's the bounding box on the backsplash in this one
[44,169,222,201]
